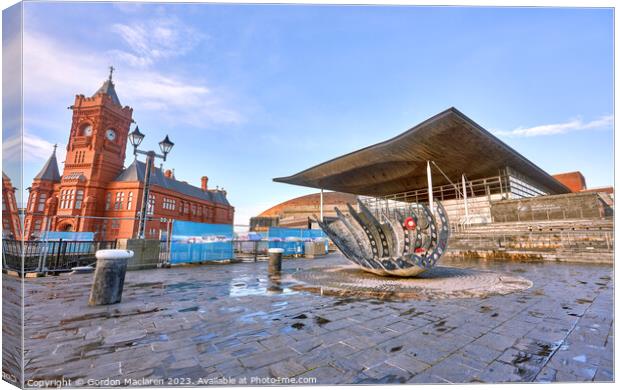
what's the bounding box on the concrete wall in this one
[116,238,161,270]
[490,192,612,223]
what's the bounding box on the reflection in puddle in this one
[227,276,299,297]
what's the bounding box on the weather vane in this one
[108,65,115,81]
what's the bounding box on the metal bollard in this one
[88,249,134,306]
[268,248,284,276]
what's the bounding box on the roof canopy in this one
[274,108,570,197]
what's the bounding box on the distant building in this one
[2,172,21,238]
[251,191,356,231]
[552,171,587,192]
[24,71,234,240]
[553,171,613,195]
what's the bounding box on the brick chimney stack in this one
[201,176,209,191]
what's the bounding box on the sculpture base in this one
[292,265,532,300]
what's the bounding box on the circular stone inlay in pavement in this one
[291,265,533,300]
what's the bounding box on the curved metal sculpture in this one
[316,200,450,277]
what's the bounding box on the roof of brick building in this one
[92,78,121,106]
[115,160,230,206]
[34,149,61,182]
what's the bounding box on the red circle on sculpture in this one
[404,217,416,230]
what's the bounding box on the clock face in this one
[105,129,117,141]
[83,125,93,136]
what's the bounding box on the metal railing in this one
[2,239,117,273]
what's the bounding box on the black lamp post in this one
[128,126,174,239]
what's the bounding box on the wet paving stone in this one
[8,254,614,385]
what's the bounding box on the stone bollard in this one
[88,249,134,306]
[268,248,284,276]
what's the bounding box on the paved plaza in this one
[8,254,614,385]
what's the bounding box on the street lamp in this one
[128,125,175,239]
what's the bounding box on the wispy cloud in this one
[3,129,66,165]
[22,23,242,131]
[494,115,613,137]
[110,17,205,67]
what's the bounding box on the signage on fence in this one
[41,231,94,241]
[169,221,234,263]
[267,227,327,255]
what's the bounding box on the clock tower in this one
[56,67,134,231]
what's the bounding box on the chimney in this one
[201,176,209,191]
[164,169,173,178]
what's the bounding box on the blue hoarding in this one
[267,227,327,255]
[170,221,233,263]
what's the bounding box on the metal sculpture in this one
[316,199,449,277]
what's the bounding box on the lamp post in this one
[128,126,174,239]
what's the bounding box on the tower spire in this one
[92,67,121,106]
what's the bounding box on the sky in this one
[3,2,614,225]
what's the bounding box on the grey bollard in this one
[268,248,284,276]
[88,249,134,306]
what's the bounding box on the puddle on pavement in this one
[165,281,203,292]
[228,276,299,297]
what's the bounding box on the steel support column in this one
[427,161,434,212]
[320,188,324,222]
[462,174,469,221]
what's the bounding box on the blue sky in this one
[5,2,614,224]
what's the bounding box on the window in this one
[65,189,75,209]
[148,228,159,239]
[105,193,112,210]
[147,194,155,215]
[60,190,69,209]
[33,219,42,232]
[191,204,196,215]
[28,193,35,211]
[127,192,133,210]
[37,193,47,212]
[75,190,83,210]
[73,151,85,164]
[114,192,124,210]
[111,219,120,229]
[163,197,176,210]
[197,206,202,216]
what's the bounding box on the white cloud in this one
[22,24,242,130]
[494,115,613,137]
[110,17,205,67]
[3,129,66,165]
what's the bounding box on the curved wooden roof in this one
[274,107,570,197]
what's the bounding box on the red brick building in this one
[24,72,234,240]
[2,172,21,238]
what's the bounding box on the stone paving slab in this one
[4,254,614,386]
